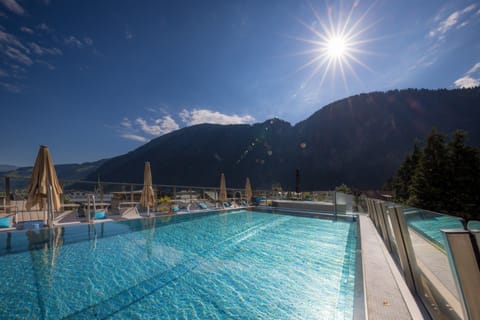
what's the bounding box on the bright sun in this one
[294,2,375,88]
[326,36,347,59]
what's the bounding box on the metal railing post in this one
[100,182,104,203]
[334,191,337,216]
[442,230,480,320]
[5,176,10,213]
[86,194,91,224]
[47,185,53,228]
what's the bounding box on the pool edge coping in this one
[359,215,427,320]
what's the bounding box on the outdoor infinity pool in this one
[0,209,359,319]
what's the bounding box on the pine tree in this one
[393,141,421,202]
[446,130,480,226]
[409,129,450,212]
[389,129,480,226]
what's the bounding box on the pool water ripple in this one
[0,210,357,319]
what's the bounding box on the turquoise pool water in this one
[0,210,358,319]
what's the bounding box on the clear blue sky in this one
[1,0,479,166]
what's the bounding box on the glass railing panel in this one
[2,174,342,216]
[384,206,400,264]
[467,220,480,231]
[401,206,463,320]
[469,221,480,265]
[404,207,464,250]
[354,194,367,213]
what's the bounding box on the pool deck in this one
[359,215,427,319]
[0,206,252,232]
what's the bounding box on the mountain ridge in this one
[0,165,18,173]
[88,87,480,190]
[3,87,479,190]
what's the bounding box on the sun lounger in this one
[90,210,107,220]
[0,213,17,232]
[53,204,81,225]
[120,207,141,219]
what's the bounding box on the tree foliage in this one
[409,129,450,212]
[393,141,420,202]
[335,183,351,193]
[446,130,480,222]
[391,129,480,225]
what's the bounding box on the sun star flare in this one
[295,2,376,89]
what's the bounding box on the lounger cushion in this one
[0,217,11,228]
[90,211,106,219]
[96,211,106,219]
[172,205,179,212]
[199,203,207,209]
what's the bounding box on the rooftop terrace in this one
[1,175,479,319]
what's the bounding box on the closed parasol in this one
[140,161,156,216]
[219,173,227,204]
[245,177,252,202]
[26,145,63,227]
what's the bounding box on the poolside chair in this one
[189,201,214,211]
[0,212,17,231]
[89,210,107,220]
[254,197,265,205]
[120,206,141,219]
[0,199,18,231]
[54,207,81,225]
[223,201,232,208]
